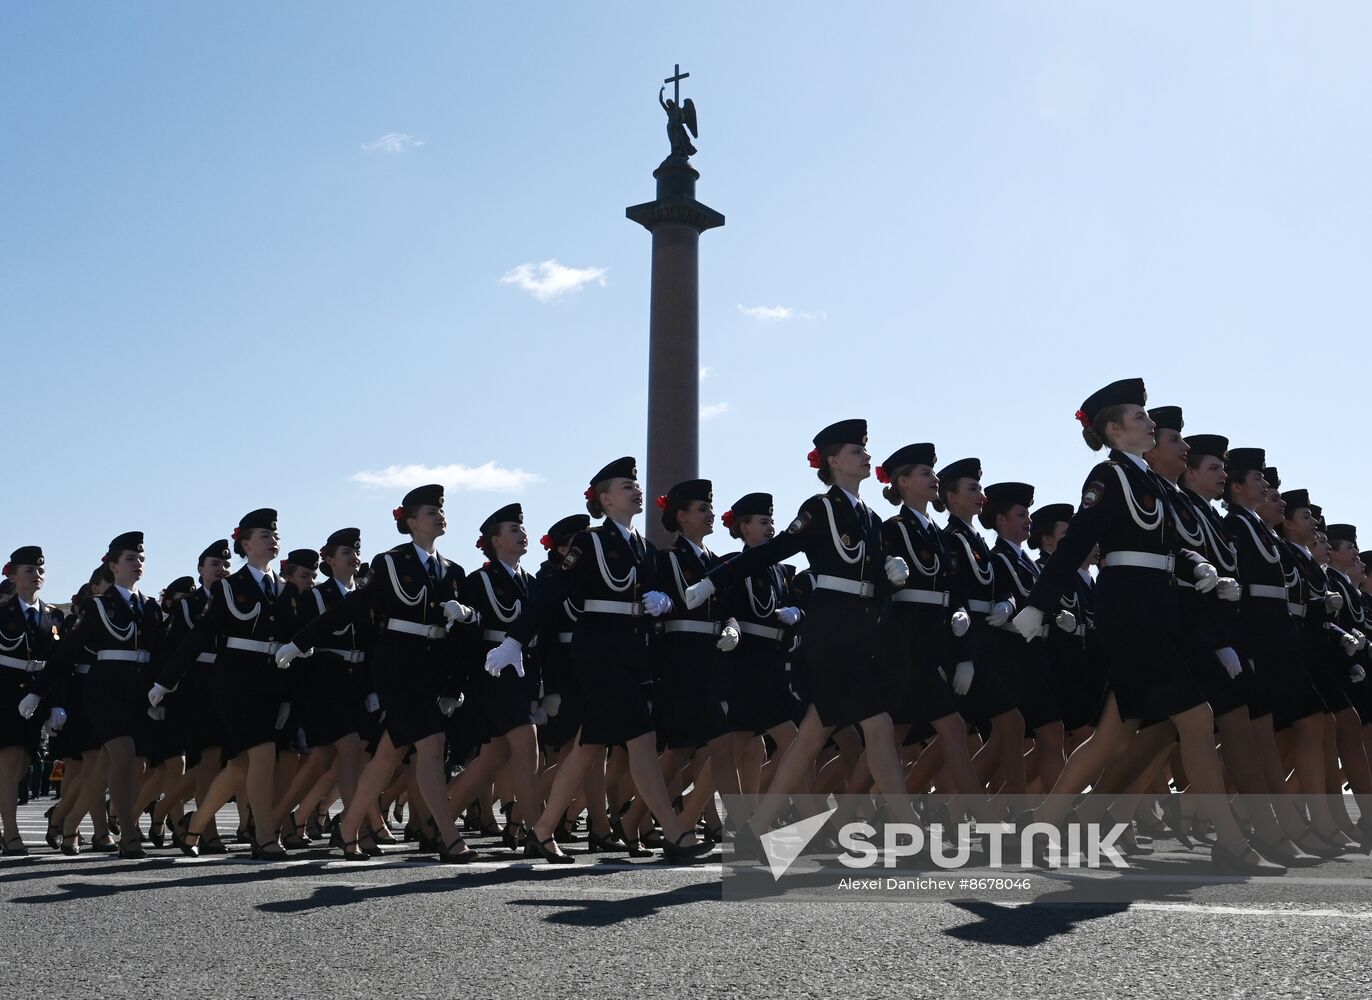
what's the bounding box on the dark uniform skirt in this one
[0,672,41,754]
[306,650,374,746]
[211,653,287,758]
[570,628,655,747]
[51,670,101,760]
[878,607,957,730]
[993,630,1060,732]
[1176,623,1249,719]
[656,632,729,750]
[181,660,228,764]
[541,636,586,751]
[85,663,152,750]
[801,594,885,730]
[478,664,535,741]
[1046,630,1107,732]
[1304,640,1352,715]
[1100,624,1207,723]
[1241,626,1326,729]
[955,620,1018,735]
[726,632,794,736]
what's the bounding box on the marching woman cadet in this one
[1326,536,1372,733]
[647,479,743,830]
[2,547,63,854]
[1028,504,1103,753]
[983,481,1068,792]
[46,532,162,859]
[444,504,545,848]
[271,529,377,849]
[1222,454,1354,855]
[718,492,801,796]
[937,458,1027,796]
[153,509,294,860]
[158,541,231,853]
[874,445,988,805]
[482,457,712,864]
[1011,378,1284,874]
[535,515,590,762]
[670,421,922,845]
[277,485,482,863]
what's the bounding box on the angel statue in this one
[659,86,698,158]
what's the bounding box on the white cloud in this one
[351,462,543,492]
[699,402,730,420]
[699,366,714,381]
[501,259,607,302]
[362,131,425,153]
[737,304,825,322]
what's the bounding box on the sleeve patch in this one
[561,545,581,570]
[787,511,812,535]
[1081,481,1107,508]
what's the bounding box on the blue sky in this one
[4,3,1371,598]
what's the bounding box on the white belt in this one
[97,649,151,663]
[1000,621,1048,638]
[813,575,877,599]
[739,622,782,641]
[196,652,217,664]
[1248,584,1288,601]
[224,637,280,655]
[385,619,447,640]
[1074,625,1087,637]
[316,648,365,663]
[557,632,574,644]
[1287,603,1307,618]
[663,620,721,637]
[73,663,91,675]
[482,629,509,644]
[1175,579,1195,590]
[890,589,950,607]
[1101,551,1174,572]
[582,599,645,617]
[0,654,44,672]
[965,599,993,614]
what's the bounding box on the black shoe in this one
[621,837,655,859]
[554,818,582,844]
[3,837,28,857]
[60,834,80,857]
[1249,837,1321,868]
[1294,832,1346,859]
[438,837,480,864]
[662,831,715,864]
[200,836,229,855]
[339,839,369,863]
[1211,842,1286,876]
[329,817,345,849]
[642,828,666,850]
[148,818,167,850]
[90,838,118,854]
[524,833,574,865]
[251,840,288,862]
[44,806,59,850]
[586,829,626,854]
[1158,794,1195,850]
[117,838,146,860]
[179,828,201,858]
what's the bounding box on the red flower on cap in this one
[540,534,555,550]
[721,510,735,530]
[807,447,821,469]
[875,465,890,484]
[1,563,11,576]
[279,559,288,572]
[584,486,595,502]
[392,506,406,522]
[656,495,670,511]
[231,527,241,541]
[475,536,484,550]
[1074,409,1090,429]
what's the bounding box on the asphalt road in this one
[3,799,1370,999]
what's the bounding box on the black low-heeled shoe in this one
[438,837,480,864]
[501,823,525,852]
[661,832,715,864]
[1211,842,1286,876]
[586,829,626,853]
[524,833,574,865]
[1249,837,1321,868]
[478,821,503,839]
[117,838,146,860]
[339,839,369,863]
[641,828,666,850]
[90,838,118,853]
[179,829,202,858]
[3,836,29,857]
[147,818,167,850]
[251,840,288,862]
[1157,794,1195,850]
[553,817,582,844]
[281,816,311,850]
[44,806,60,850]
[621,837,655,859]
[60,834,80,857]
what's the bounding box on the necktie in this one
[25,607,38,632]
[130,594,142,617]
[262,575,275,600]
[426,556,439,586]
[630,532,645,562]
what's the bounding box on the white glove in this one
[951,661,975,696]
[147,705,166,721]
[1340,632,1361,657]
[1215,647,1243,679]
[642,591,672,617]
[885,556,909,586]
[1054,610,1078,633]
[442,600,478,624]
[950,609,970,638]
[1325,592,1345,613]
[1216,577,1241,603]
[148,682,171,707]
[987,600,1015,627]
[716,621,741,652]
[274,703,291,730]
[485,636,525,677]
[777,606,801,626]
[1192,562,1219,594]
[542,693,562,717]
[363,692,381,713]
[1010,606,1042,639]
[1354,629,1368,652]
[47,707,67,732]
[682,578,716,610]
[438,696,461,717]
[1351,663,1367,684]
[276,641,302,669]
[17,693,40,720]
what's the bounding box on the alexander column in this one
[626,64,725,546]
